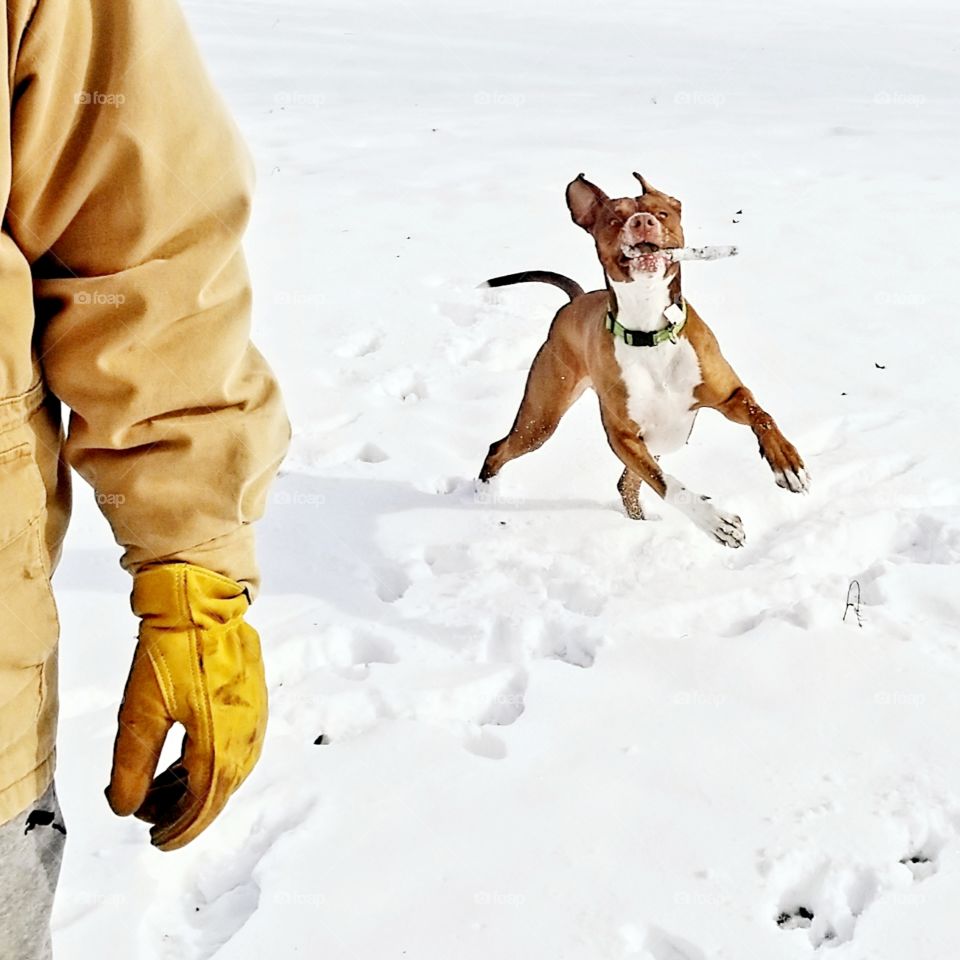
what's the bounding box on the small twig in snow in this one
[843,580,863,627]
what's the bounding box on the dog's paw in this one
[762,432,810,494]
[702,503,746,549]
[665,477,746,548]
[775,465,811,494]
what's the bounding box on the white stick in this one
[662,245,738,262]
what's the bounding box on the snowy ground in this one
[50,1,960,957]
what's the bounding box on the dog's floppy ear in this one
[566,174,609,231]
[633,172,681,212]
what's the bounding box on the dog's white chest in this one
[613,336,702,454]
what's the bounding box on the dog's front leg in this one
[599,406,745,548]
[711,386,809,493]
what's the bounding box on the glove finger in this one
[150,768,236,851]
[147,716,222,850]
[134,757,190,826]
[106,647,174,817]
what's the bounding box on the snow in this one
[49,0,960,957]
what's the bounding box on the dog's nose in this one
[627,212,660,232]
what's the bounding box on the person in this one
[0,0,290,956]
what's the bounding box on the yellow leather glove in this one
[105,563,268,851]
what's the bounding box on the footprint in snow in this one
[462,726,508,760]
[380,368,428,402]
[356,442,389,464]
[322,626,398,670]
[772,859,879,948]
[154,793,317,960]
[895,510,960,565]
[436,298,482,328]
[899,850,937,881]
[373,564,412,603]
[545,569,606,618]
[722,599,813,638]
[415,474,462,496]
[485,615,602,670]
[896,815,953,882]
[333,333,380,358]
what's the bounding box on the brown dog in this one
[478,173,808,547]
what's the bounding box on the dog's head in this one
[566,173,683,283]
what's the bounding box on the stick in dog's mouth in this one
[621,244,739,263]
[620,243,738,272]
[662,245,739,262]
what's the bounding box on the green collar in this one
[606,299,687,347]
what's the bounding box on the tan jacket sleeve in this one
[6,0,290,594]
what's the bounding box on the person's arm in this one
[8,0,290,595]
[7,0,290,848]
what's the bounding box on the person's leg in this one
[0,781,66,960]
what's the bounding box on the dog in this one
[478,172,808,547]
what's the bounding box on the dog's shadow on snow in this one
[259,470,610,618]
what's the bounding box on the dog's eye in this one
[608,218,621,228]
[657,211,669,221]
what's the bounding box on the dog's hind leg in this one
[617,468,645,519]
[617,455,660,519]
[479,340,587,482]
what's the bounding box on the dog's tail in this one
[479,270,584,303]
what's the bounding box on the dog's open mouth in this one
[622,241,660,257]
[621,241,666,273]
